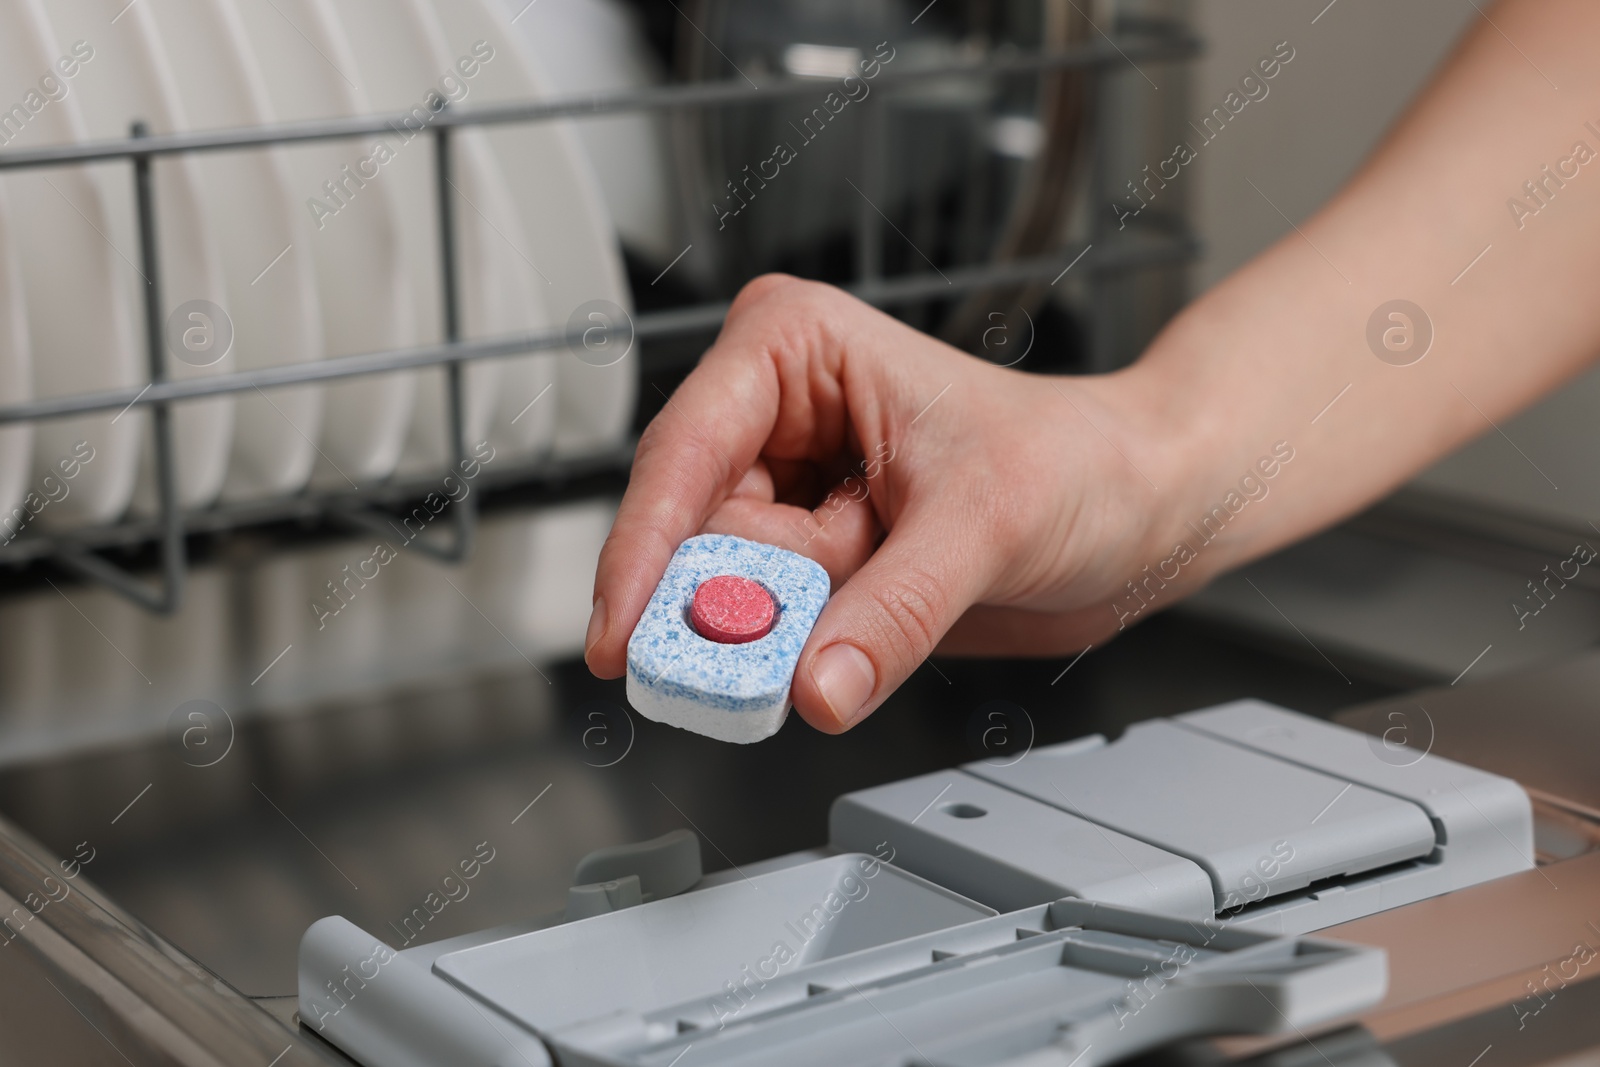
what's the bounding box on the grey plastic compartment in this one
[831,769,1215,917]
[1178,700,1533,870]
[432,853,993,1038]
[1176,700,1535,933]
[298,700,1535,1065]
[967,719,1438,908]
[300,913,554,1067]
[433,896,1386,1067]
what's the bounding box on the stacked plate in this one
[0,0,636,527]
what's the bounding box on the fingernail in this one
[810,643,877,728]
[584,597,607,657]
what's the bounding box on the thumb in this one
[790,504,994,733]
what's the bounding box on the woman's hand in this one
[583,275,1192,733]
[591,1,1600,735]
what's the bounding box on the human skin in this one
[586,0,1600,733]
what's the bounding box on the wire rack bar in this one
[0,443,636,566]
[0,235,1193,427]
[51,123,187,610]
[0,31,1199,172]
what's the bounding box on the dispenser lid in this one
[428,877,1386,1067]
[965,720,1438,909]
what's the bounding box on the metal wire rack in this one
[0,17,1199,613]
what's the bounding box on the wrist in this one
[1014,367,1207,615]
[1103,333,1301,600]
[1080,366,1220,602]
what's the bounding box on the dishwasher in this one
[0,2,1595,1065]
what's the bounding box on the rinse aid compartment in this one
[298,700,1530,1067]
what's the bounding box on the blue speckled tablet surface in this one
[626,534,831,714]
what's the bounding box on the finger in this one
[585,371,774,676]
[723,457,776,505]
[703,480,882,583]
[790,502,997,733]
[585,276,828,677]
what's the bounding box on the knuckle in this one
[635,410,663,448]
[724,276,874,375]
[865,566,949,662]
[730,272,806,314]
[634,409,674,458]
[731,273,855,323]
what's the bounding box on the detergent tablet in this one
[626,534,830,743]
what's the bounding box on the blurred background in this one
[0,0,1595,1052]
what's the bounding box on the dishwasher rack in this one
[0,19,1200,614]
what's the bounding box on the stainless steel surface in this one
[1180,523,1600,692]
[1356,488,1600,597]
[1326,852,1600,1043]
[1336,651,1600,822]
[0,805,348,1066]
[1202,851,1600,1063]
[1192,852,1600,1067]
[1382,977,1600,1067]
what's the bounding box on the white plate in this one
[44,0,233,512]
[423,0,636,457]
[471,176,559,464]
[0,0,142,525]
[401,0,556,464]
[144,0,325,501]
[0,184,30,524]
[327,0,555,472]
[499,0,680,269]
[231,0,418,488]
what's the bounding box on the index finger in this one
[582,292,787,678]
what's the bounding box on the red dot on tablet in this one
[691,575,777,644]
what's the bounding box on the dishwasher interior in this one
[0,1,1598,1065]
